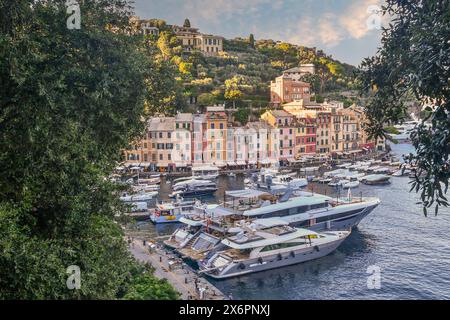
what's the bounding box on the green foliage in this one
[179,61,193,75]
[358,0,450,214]
[234,108,250,125]
[0,0,179,299]
[197,93,217,106]
[123,272,180,300]
[384,126,401,135]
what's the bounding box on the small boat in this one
[337,163,352,169]
[342,180,360,189]
[138,177,161,185]
[392,168,411,177]
[228,172,237,178]
[132,184,160,193]
[150,199,207,224]
[120,191,158,202]
[373,167,392,174]
[199,218,350,279]
[361,174,391,185]
[192,165,220,180]
[323,169,347,178]
[128,202,148,213]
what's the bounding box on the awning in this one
[227,161,237,166]
[259,159,271,165]
[174,163,188,168]
[138,162,151,167]
[213,161,226,167]
[248,160,257,165]
[236,161,246,166]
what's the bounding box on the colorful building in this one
[295,118,316,157]
[205,109,228,167]
[270,76,311,107]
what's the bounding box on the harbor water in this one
[131,143,450,300]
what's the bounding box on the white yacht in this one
[199,218,350,279]
[150,199,209,224]
[167,189,379,262]
[120,191,158,202]
[223,189,380,231]
[192,165,220,180]
[170,179,217,198]
[252,168,308,191]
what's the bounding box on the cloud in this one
[173,0,273,22]
[318,13,344,47]
[134,0,386,64]
[339,0,384,39]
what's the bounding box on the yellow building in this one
[170,24,223,56]
[205,109,228,166]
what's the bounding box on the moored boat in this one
[199,219,350,279]
[361,174,391,185]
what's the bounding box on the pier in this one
[128,238,226,300]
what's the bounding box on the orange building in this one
[205,108,228,167]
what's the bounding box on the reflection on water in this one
[132,143,450,299]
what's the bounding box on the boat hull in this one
[203,236,347,279]
[169,188,217,198]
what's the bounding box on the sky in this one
[133,0,387,66]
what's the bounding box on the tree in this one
[358,0,450,215]
[249,34,255,49]
[157,31,174,60]
[225,77,245,108]
[179,61,193,75]
[183,18,191,28]
[123,273,180,300]
[300,73,321,94]
[234,108,250,125]
[197,93,217,106]
[0,0,179,298]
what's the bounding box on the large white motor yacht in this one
[199,218,350,279]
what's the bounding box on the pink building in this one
[295,118,317,157]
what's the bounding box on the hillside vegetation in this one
[144,19,361,114]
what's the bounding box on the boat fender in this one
[290,251,295,258]
[238,263,246,270]
[314,246,320,252]
[277,253,283,261]
[258,257,263,264]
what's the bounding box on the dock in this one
[128,239,227,300]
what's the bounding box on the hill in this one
[141,19,361,115]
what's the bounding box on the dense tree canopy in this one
[0,0,180,299]
[358,0,450,215]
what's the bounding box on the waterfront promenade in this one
[128,238,226,300]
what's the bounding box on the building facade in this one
[270,76,311,107]
[170,24,223,56]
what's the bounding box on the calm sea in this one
[132,143,450,300]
